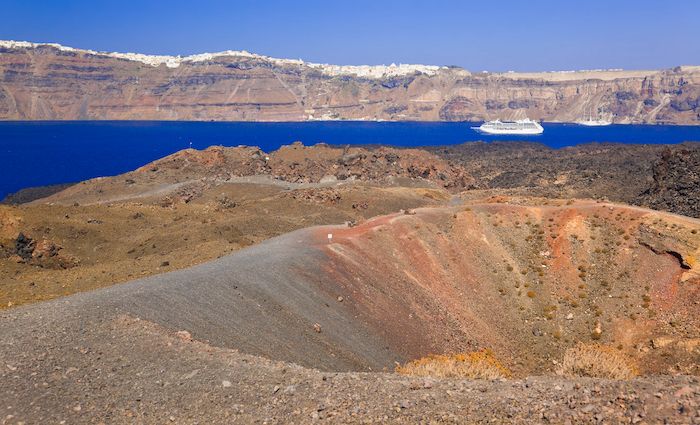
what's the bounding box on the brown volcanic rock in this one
[0,206,23,239]
[25,141,700,219]
[38,143,474,205]
[267,143,473,188]
[1,42,700,123]
[135,145,271,178]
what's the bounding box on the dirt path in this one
[1,224,398,372]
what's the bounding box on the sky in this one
[1,0,698,72]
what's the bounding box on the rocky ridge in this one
[429,141,700,218]
[37,142,473,205]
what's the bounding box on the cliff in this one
[1,40,699,123]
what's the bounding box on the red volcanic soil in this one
[317,198,700,376]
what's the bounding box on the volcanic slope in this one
[3,199,700,370]
[0,143,463,308]
[315,197,700,376]
[1,197,699,422]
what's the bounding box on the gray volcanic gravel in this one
[1,314,699,424]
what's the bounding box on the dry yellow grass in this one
[559,343,638,379]
[395,349,511,379]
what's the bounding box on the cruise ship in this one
[472,119,544,135]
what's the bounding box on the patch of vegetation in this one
[543,305,557,319]
[396,350,511,379]
[559,343,638,379]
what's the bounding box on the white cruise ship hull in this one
[473,127,544,135]
[472,119,544,135]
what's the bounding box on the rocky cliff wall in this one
[1,42,699,123]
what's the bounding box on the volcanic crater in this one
[2,143,700,422]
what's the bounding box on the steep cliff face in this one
[1,41,699,123]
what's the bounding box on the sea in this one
[1,120,700,200]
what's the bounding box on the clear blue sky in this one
[2,0,698,72]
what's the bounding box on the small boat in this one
[576,106,612,126]
[576,91,612,126]
[472,119,544,135]
[576,118,612,126]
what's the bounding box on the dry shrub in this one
[559,343,638,379]
[395,349,511,379]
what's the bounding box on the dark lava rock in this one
[384,153,399,163]
[428,141,700,218]
[641,147,700,217]
[1,182,76,205]
[15,233,36,260]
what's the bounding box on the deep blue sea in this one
[1,120,700,199]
